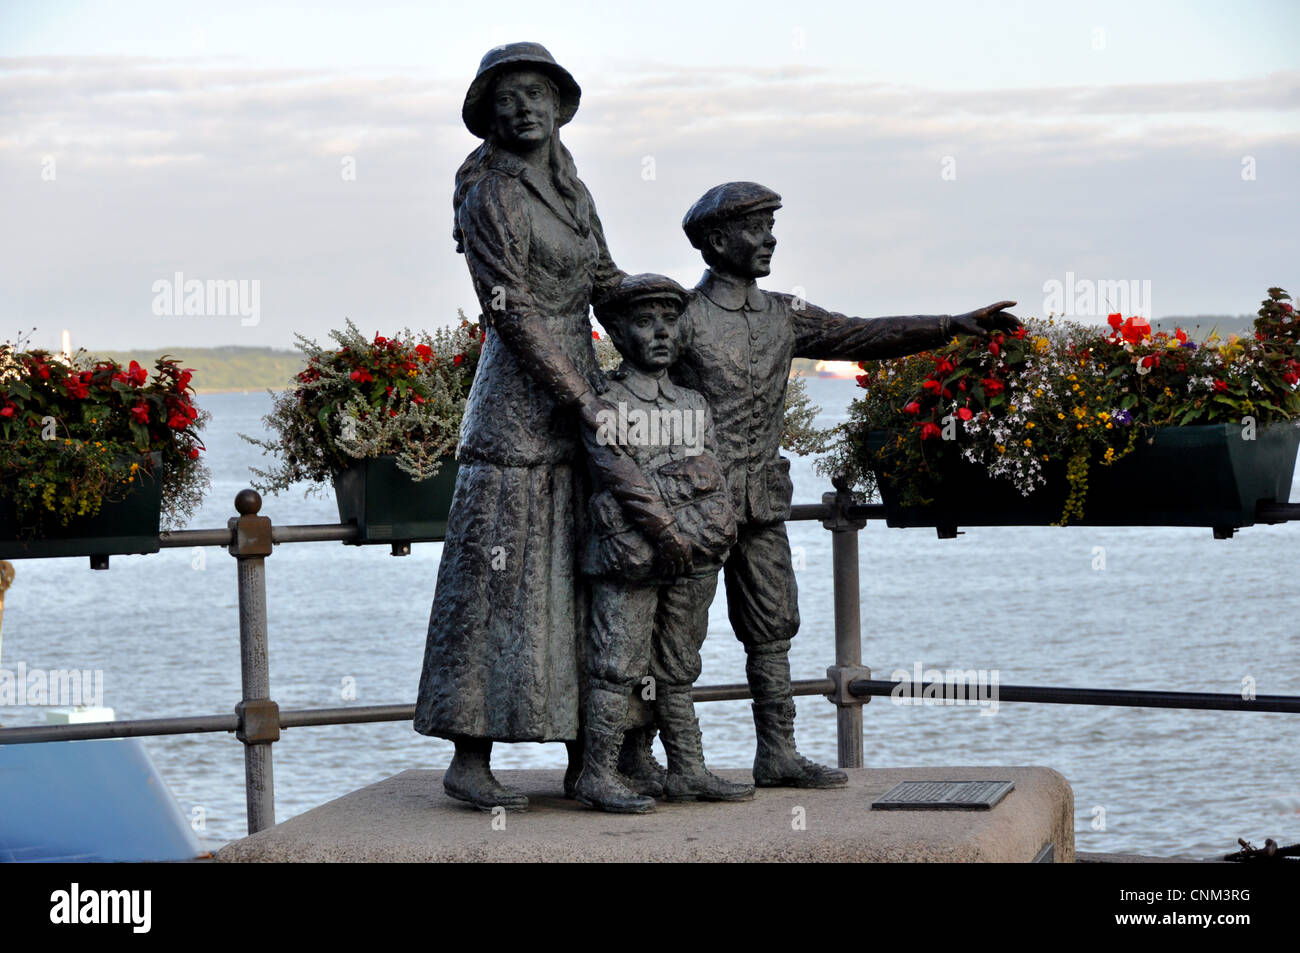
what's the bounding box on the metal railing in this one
[2,482,1299,836]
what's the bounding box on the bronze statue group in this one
[414,42,1018,813]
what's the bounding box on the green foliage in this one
[0,336,210,530]
[241,314,485,495]
[821,288,1300,525]
[781,373,832,457]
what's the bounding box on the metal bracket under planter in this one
[332,455,459,553]
[0,467,165,568]
[866,422,1300,538]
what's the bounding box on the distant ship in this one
[810,360,860,379]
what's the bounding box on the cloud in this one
[0,56,1296,350]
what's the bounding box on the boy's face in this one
[707,210,777,278]
[612,299,682,372]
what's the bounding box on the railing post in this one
[229,488,278,834]
[822,474,870,769]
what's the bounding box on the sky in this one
[1,0,1298,351]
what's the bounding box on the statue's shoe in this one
[443,774,529,812]
[753,752,848,789]
[664,769,754,802]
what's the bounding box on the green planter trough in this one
[0,469,164,561]
[332,454,459,546]
[866,422,1300,535]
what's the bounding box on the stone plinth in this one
[217,765,1073,863]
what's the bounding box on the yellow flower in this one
[1057,412,1066,419]
[996,443,1006,454]
[1026,421,1035,429]
[130,462,139,472]
[1024,438,1033,447]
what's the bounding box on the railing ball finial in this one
[235,488,262,516]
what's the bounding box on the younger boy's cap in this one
[682,181,782,249]
[595,273,690,323]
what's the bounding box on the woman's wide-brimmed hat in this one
[462,41,582,139]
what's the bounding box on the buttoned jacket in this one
[671,269,952,524]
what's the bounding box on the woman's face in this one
[491,70,556,150]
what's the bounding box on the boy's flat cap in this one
[595,273,690,322]
[682,182,782,248]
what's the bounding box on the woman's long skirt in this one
[414,458,587,742]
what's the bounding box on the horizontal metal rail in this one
[848,679,1300,713]
[5,676,1298,746]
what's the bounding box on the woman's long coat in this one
[414,147,623,742]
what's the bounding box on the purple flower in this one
[1113,409,1133,425]
[1180,341,1198,349]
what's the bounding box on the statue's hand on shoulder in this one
[950,300,1020,337]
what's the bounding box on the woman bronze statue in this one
[414,42,690,811]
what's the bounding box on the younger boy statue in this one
[575,273,754,813]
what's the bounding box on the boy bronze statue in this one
[575,273,753,813]
[673,181,1019,787]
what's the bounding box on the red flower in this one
[0,405,13,418]
[1012,326,1027,339]
[414,344,433,362]
[130,402,150,424]
[167,411,189,429]
[903,402,921,416]
[592,330,601,340]
[1120,317,1151,344]
[453,354,464,367]
[63,375,90,399]
[127,360,148,386]
[1174,327,1188,345]
[920,422,942,440]
[37,363,51,379]
[178,369,194,389]
[374,334,387,346]
[981,378,1004,395]
[1140,355,1159,369]
[188,447,200,459]
[349,368,373,383]
[956,407,973,421]
[1107,313,1123,330]
[934,357,955,375]
[922,379,942,393]
[855,374,869,388]
[988,341,1000,356]
[412,394,426,404]
[1214,379,1228,393]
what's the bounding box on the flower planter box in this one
[332,454,459,546]
[0,470,164,561]
[866,422,1300,534]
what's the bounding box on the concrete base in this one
[217,765,1073,863]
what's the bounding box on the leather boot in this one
[574,687,656,814]
[618,725,667,798]
[656,691,753,802]
[747,650,848,788]
[443,738,530,811]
